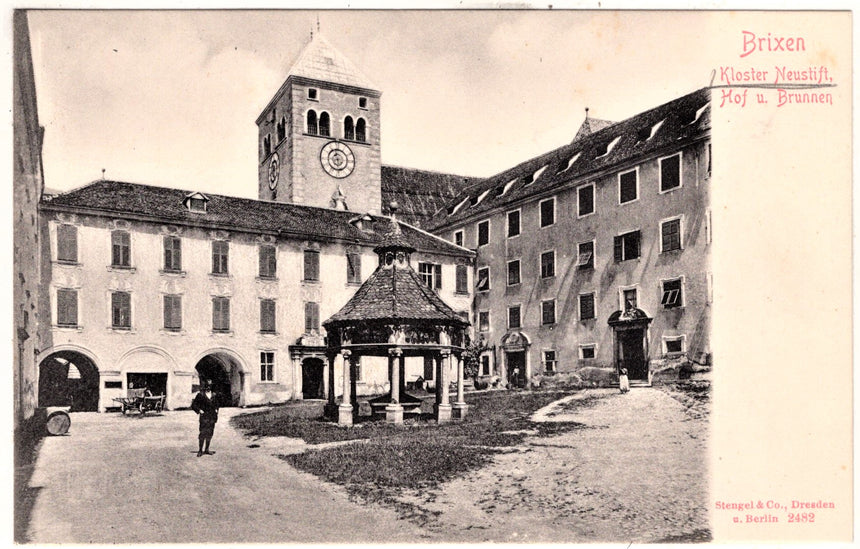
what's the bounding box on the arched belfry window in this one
[277,116,286,142]
[263,135,271,157]
[356,118,367,143]
[307,110,318,135]
[319,112,331,137]
[344,116,355,140]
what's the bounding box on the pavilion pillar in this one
[338,350,353,425]
[452,353,470,420]
[386,347,404,424]
[324,353,337,419]
[434,349,452,423]
[350,354,359,412]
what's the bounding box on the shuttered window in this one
[259,245,277,278]
[212,297,230,332]
[212,241,229,274]
[305,302,320,332]
[57,224,78,262]
[303,250,320,282]
[260,299,276,333]
[163,295,182,331]
[57,289,78,327]
[455,265,468,294]
[111,291,131,329]
[163,237,182,271]
[111,231,131,267]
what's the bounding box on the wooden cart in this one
[113,388,165,416]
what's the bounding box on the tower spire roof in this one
[287,32,377,91]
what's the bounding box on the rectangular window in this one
[260,299,276,333]
[476,267,490,292]
[212,241,229,274]
[305,302,320,332]
[418,262,442,289]
[477,220,490,247]
[163,294,182,331]
[478,311,490,332]
[577,241,594,270]
[455,264,469,294]
[614,230,641,262]
[212,297,230,332]
[622,288,638,311]
[111,230,131,267]
[303,250,320,282]
[661,278,683,309]
[57,224,78,262]
[541,300,556,325]
[579,293,595,320]
[580,344,596,360]
[453,230,464,247]
[539,197,555,227]
[163,236,182,271]
[507,259,521,286]
[260,351,275,382]
[660,153,682,192]
[661,218,682,252]
[57,288,78,327]
[663,335,686,355]
[358,96,368,109]
[578,183,595,217]
[542,350,557,373]
[508,305,521,329]
[111,291,131,329]
[540,250,555,279]
[347,252,362,284]
[307,88,318,100]
[507,210,521,238]
[259,245,277,278]
[480,355,491,376]
[619,169,638,204]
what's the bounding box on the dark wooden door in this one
[618,328,648,380]
[507,351,525,387]
[302,358,325,399]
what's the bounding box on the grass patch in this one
[658,380,711,419]
[234,390,595,525]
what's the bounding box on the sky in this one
[27,10,726,199]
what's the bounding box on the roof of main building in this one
[431,87,711,231]
[380,165,481,229]
[41,180,473,257]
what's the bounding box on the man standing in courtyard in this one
[191,380,219,457]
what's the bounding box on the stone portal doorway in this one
[302,358,325,399]
[506,351,526,388]
[617,328,648,381]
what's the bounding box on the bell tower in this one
[256,31,382,213]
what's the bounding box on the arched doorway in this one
[608,308,653,381]
[301,358,325,400]
[500,331,531,388]
[195,352,244,407]
[38,351,99,412]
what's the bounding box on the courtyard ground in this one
[22,387,708,543]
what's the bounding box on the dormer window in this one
[308,88,318,101]
[183,192,209,213]
[637,120,664,143]
[523,165,547,186]
[596,136,621,159]
[558,152,581,174]
[358,97,368,109]
[497,178,517,197]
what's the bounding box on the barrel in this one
[45,409,71,436]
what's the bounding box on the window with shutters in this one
[259,245,277,279]
[507,209,521,238]
[212,241,229,275]
[577,240,594,270]
[111,291,131,329]
[57,289,78,327]
[661,217,682,252]
[476,267,490,292]
[57,224,78,263]
[477,220,490,247]
[578,183,595,217]
[540,250,555,279]
[260,351,275,382]
[621,287,638,311]
[303,250,320,282]
[541,300,556,326]
[508,305,521,329]
[507,259,521,286]
[347,252,362,285]
[659,153,682,192]
[453,230,464,247]
[539,197,555,228]
[260,299,276,333]
[619,169,638,204]
[418,262,442,290]
[163,236,182,272]
[542,350,557,373]
[614,230,641,262]
[478,311,490,332]
[163,295,182,331]
[212,297,230,333]
[305,302,320,333]
[111,230,131,267]
[579,292,595,320]
[661,278,684,309]
[455,264,468,294]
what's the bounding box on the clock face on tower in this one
[268,153,280,190]
[320,141,356,179]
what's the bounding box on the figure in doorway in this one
[191,380,219,457]
[510,366,521,389]
[618,368,630,394]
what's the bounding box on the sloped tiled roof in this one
[573,116,616,142]
[41,180,472,257]
[380,165,481,229]
[287,33,376,91]
[431,88,711,231]
[324,260,467,327]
